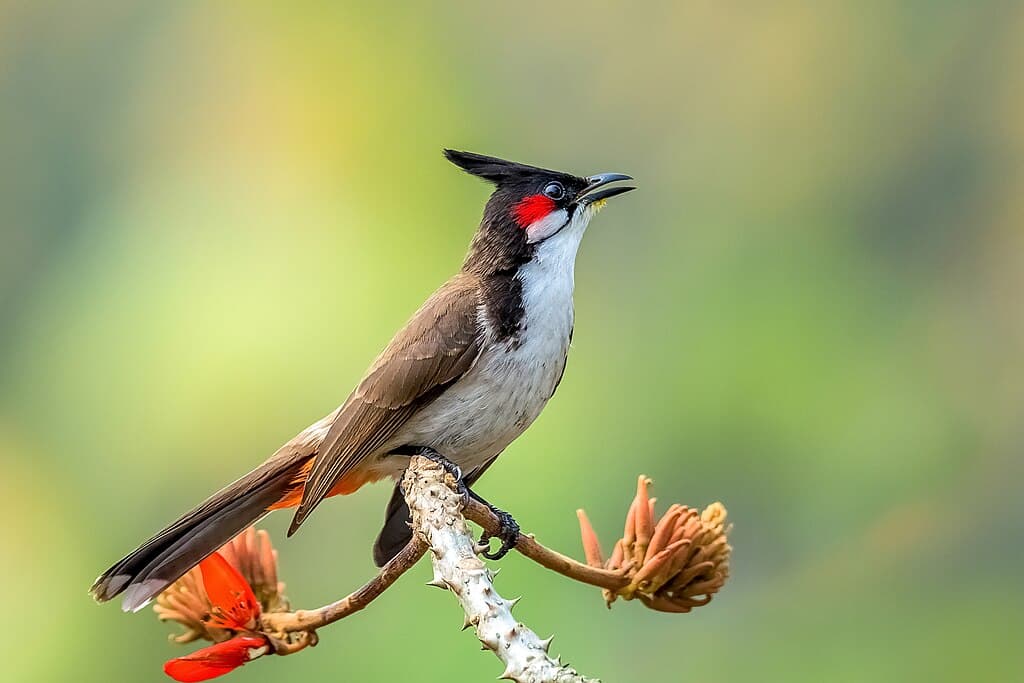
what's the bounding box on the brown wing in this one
[287,274,482,534]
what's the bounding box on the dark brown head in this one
[444,149,634,275]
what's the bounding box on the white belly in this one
[389,332,569,472]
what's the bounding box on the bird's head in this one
[445,149,634,274]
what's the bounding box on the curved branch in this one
[463,498,630,592]
[260,536,427,636]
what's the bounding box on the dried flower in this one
[577,476,731,613]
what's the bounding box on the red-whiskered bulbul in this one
[91,150,635,612]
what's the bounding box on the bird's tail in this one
[90,456,308,612]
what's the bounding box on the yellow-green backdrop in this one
[2,2,1022,681]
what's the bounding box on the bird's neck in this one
[462,213,532,278]
[473,222,583,346]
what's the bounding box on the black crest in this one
[443,149,570,186]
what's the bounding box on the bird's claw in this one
[417,447,463,482]
[479,506,520,560]
[415,447,469,505]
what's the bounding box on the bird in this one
[90,149,635,612]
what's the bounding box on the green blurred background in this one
[2,2,1023,681]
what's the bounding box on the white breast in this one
[379,215,588,477]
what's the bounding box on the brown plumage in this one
[288,273,483,534]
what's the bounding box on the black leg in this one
[468,489,520,561]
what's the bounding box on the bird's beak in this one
[576,172,636,206]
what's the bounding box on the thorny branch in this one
[158,458,731,682]
[257,495,631,640]
[402,457,595,682]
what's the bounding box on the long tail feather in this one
[90,461,302,612]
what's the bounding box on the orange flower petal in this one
[164,636,269,682]
[645,507,681,562]
[635,477,653,547]
[198,552,260,630]
[576,509,605,567]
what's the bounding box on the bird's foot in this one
[403,447,518,557]
[411,446,470,505]
[414,446,463,481]
[478,504,520,561]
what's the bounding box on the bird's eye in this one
[543,182,565,200]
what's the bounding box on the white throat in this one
[516,204,595,342]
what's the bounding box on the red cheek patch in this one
[513,194,556,228]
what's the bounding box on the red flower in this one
[164,636,269,682]
[198,552,260,631]
[163,552,269,682]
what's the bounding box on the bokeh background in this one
[3,2,1023,681]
